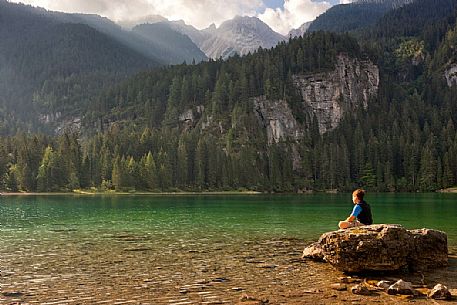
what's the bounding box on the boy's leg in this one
[338,220,362,229]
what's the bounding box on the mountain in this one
[167,20,212,48]
[308,0,413,33]
[52,12,206,65]
[118,15,288,60]
[198,16,286,59]
[132,22,207,64]
[289,22,312,38]
[370,0,457,42]
[0,1,157,133]
[118,14,168,29]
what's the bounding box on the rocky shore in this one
[0,228,456,304]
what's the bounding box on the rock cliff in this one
[293,55,379,134]
[302,224,448,273]
[253,54,379,144]
[253,97,303,145]
[445,64,457,87]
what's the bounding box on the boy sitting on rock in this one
[338,189,373,229]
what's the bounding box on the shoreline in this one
[2,189,457,196]
[438,187,457,193]
[1,190,264,196]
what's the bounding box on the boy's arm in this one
[345,215,356,222]
[345,205,362,222]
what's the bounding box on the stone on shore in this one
[387,280,415,295]
[376,281,391,290]
[351,284,372,295]
[428,284,452,300]
[302,224,448,273]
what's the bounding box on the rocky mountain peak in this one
[200,15,285,59]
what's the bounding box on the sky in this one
[9,0,352,35]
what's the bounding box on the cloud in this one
[11,0,335,33]
[12,0,262,29]
[149,0,262,29]
[258,0,331,35]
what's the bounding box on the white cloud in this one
[10,0,336,33]
[11,0,262,29]
[258,0,331,35]
[339,0,354,3]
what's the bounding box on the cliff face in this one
[253,55,379,143]
[445,65,457,87]
[293,55,379,134]
[253,97,303,145]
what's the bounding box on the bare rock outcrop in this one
[293,55,379,134]
[252,54,379,147]
[445,64,457,87]
[253,97,303,145]
[302,224,448,273]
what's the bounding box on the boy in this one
[338,189,373,229]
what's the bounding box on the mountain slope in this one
[132,22,207,64]
[165,20,211,47]
[0,1,156,133]
[370,0,457,41]
[54,13,207,65]
[289,22,312,38]
[309,0,412,33]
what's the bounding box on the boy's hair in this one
[352,189,365,200]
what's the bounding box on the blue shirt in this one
[350,204,362,217]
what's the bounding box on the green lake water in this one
[1,193,456,245]
[1,193,457,303]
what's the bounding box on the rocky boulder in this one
[302,224,448,273]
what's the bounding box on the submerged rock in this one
[302,224,448,273]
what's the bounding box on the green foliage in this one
[395,39,425,63]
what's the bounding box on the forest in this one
[0,0,456,193]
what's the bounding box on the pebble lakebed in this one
[1,229,456,305]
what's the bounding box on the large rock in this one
[302,224,448,273]
[409,228,449,269]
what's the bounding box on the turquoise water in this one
[0,193,456,244]
[1,193,456,303]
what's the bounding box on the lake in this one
[0,193,456,304]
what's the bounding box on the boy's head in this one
[352,189,365,204]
